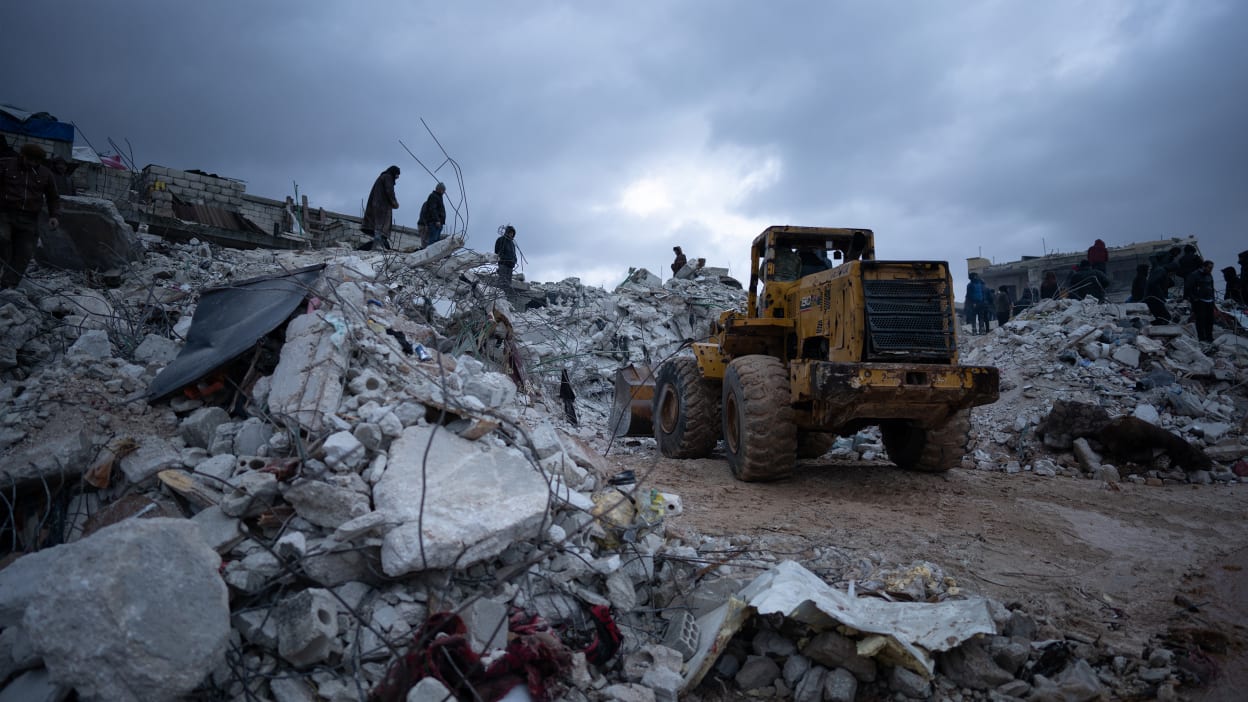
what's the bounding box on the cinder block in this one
[275,588,339,667]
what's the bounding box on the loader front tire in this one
[723,356,796,481]
[654,357,721,458]
[880,409,970,473]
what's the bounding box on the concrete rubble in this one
[0,232,1243,701]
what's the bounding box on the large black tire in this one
[722,356,796,481]
[653,357,721,458]
[797,432,836,459]
[880,409,970,473]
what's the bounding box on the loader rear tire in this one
[654,357,721,458]
[880,409,970,473]
[797,432,836,459]
[723,356,796,481]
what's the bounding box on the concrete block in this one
[118,434,180,484]
[180,406,229,449]
[282,479,369,528]
[462,598,509,653]
[374,425,551,574]
[220,471,280,518]
[275,588,338,667]
[133,334,181,364]
[68,329,112,360]
[191,504,244,552]
[268,313,350,433]
[322,430,365,471]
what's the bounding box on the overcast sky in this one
[5,1,1245,292]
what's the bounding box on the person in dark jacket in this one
[494,224,518,297]
[1127,264,1149,303]
[965,273,988,334]
[1220,267,1243,305]
[1087,239,1109,273]
[1145,253,1178,323]
[671,246,687,275]
[994,286,1013,327]
[361,165,400,250]
[1065,260,1109,302]
[0,143,61,289]
[1185,260,1216,343]
[1176,244,1202,279]
[1239,250,1248,305]
[1039,271,1058,300]
[418,182,447,246]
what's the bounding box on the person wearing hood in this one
[1087,239,1109,273]
[0,143,61,289]
[1176,244,1202,279]
[361,165,400,250]
[965,272,988,334]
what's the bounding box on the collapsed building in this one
[0,219,1244,701]
[2,105,1247,702]
[968,236,1201,302]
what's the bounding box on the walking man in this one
[361,165,400,250]
[0,143,61,289]
[419,182,447,246]
[495,224,517,298]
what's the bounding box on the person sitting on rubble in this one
[1065,260,1108,303]
[1223,266,1245,305]
[1039,271,1058,300]
[670,246,687,275]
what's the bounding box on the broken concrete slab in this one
[274,588,338,668]
[118,433,180,483]
[268,312,351,433]
[682,561,995,690]
[374,425,552,575]
[0,518,228,702]
[282,478,370,528]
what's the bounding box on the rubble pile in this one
[0,227,1241,701]
[960,297,1248,483]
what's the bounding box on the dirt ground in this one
[612,448,1248,699]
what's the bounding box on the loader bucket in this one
[609,364,656,437]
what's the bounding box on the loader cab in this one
[749,226,875,318]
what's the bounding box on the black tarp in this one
[146,265,325,400]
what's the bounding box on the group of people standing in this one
[1130,243,1241,344]
[362,166,522,300]
[360,166,447,251]
[963,273,1014,335]
[968,238,1247,345]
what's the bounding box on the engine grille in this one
[863,278,954,361]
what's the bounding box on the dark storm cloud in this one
[4,1,1244,288]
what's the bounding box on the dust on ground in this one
[612,446,1248,695]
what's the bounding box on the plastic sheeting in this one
[146,265,325,400]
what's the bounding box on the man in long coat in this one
[362,166,400,250]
